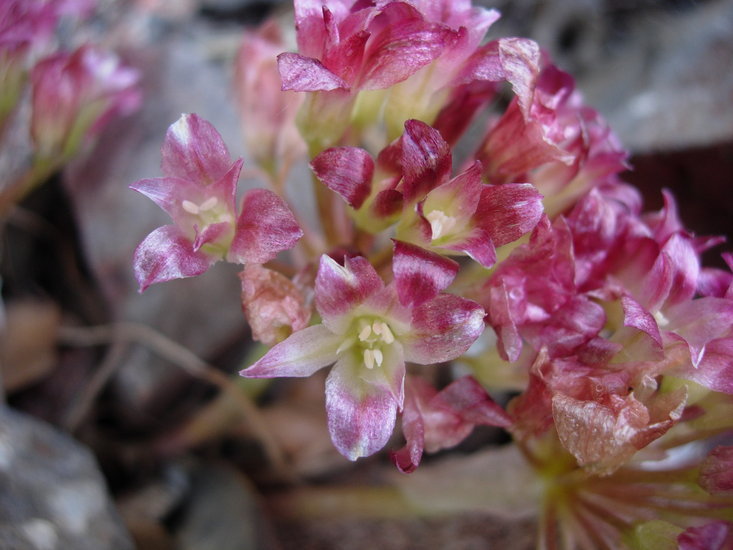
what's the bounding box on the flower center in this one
[425,209,458,241]
[181,197,233,226]
[339,318,396,369]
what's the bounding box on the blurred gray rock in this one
[0,406,133,550]
[175,462,278,550]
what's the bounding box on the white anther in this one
[182,200,200,214]
[199,197,218,211]
[373,321,394,344]
[358,324,373,342]
[372,348,383,367]
[363,349,375,369]
[426,209,457,240]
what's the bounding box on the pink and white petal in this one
[423,161,483,220]
[240,324,340,378]
[400,119,452,203]
[621,295,662,348]
[133,225,214,292]
[192,221,231,252]
[229,188,303,264]
[161,113,232,184]
[403,294,485,364]
[393,239,459,307]
[665,297,733,368]
[359,4,456,90]
[277,52,348,92]
[676,338,733,394]
[356,341,406,408]
[523,296,606,358]
[390,379,426,473]
[210,158,243,213]
[475,183,543,247]
[432,376,512,428]
[459,38,540,116]
[440,226,497,268]
[311,146,374,209]
[130,176,201,222]
[315,255,384,326]
[325,352,400,460]
[660,233,700,307]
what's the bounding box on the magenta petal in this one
[277,52,348,91]
[665,297,733,368]
[229,188,303,264]
[621,295,662,348]
[679,338,733,394]
[393,240,459,307]
[678,521,731,550]
[315,255,384,324]
[404,294,485,364]
[311,146,374,209]
[161,113,232,184]
[325,353,401,460]
[130,176,199,220]
[475,183,544,247]
[433,376,512,428]
[193,221,231,252]
[390,377,427,473]
[358,3,455,90]
[446,227,497,268]
[133,225,214,292]
[240,324,340,378]
[400,120,452,203]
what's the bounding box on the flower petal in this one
[239,264,310,346]
[311,146,374,209]
[229,188,303,264]
[277,52,348,92]
[403,294,485,364]
[358,3,457,90]
[240,324,340,378]
[392,239,458,307]
[400,119,452,203]
[133,225,214,292]
[315,255,384,326]
[161,113,232,184]
[475,182,544,247]
[326,351,401,460]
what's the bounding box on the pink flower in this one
[312,119,544,266]
[131,114,303,291]
[391,375,511,473]
[279,1,541,148]
[234,20,305,182]
[241,251,485,460]
[30,45,141,160]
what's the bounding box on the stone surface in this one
[0,406,133,550]
[174,462,278,550]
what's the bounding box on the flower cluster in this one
[132,0,733,546]
[0,0,140,214]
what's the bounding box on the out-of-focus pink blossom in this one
[30,45,141,160]
[234,20,305,182]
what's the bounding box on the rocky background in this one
[1,0,732,548]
